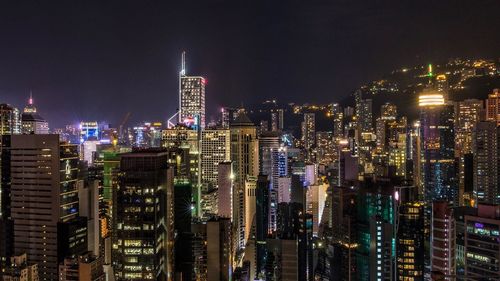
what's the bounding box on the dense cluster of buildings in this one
[0,57,499,281]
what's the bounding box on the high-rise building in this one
[230,113,259,252]
[217,161,233,219]
[179,54,206,129]
[277,109,284,131]
[0,104,21,135]
[486,88,500,125]
[270,112,278,132]
[419,91,457,205]
[472,121,499,205]
[20,95,49,134]
[332,103,344,139]
[265,239,298,280]
[306,182,328,236]
[455,99,483,205]
[206,218,233,281]
[201,129,231,190]
[455,99,483,156]
[255,175,270,278]
[464,204,500,279]
[113,149,174,280]
[356,180,395,281]
[396,202,425,281]
[357,98,373,133]
[381,102,397,121]
[258,131,280,232]
[431,201,456,279]
[3,135,83,280]
[302,113,315,150]
[244,175,257,245]
[329,186,357,281]
[80,121,99,142]
[315,131,335,165]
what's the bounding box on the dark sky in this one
[0,1,499,127]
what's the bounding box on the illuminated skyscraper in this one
[486,88,500,125]
[332,103,344,139]
[230,113,259,252]
[357,98,373,133]
[80,121,99,142]
[179,53,206,129]
[4,135,83,280]
[431,201,456,279]
[418,91,457,205]
[21,95,49,134]
[302,113,315,150]
[113,149,174,280]
[0,104,20,135]
[472,121,499,205]
[217,161,233,219]
[455,99,483,156]
[396,202,425,281]
[201,129,231,190]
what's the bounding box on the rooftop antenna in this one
[181,51,186,76]
[29,89,33,105]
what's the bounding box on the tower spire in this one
[29,89,33,105]
[181,51,186,76]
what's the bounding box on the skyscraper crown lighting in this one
[418,93,445,107]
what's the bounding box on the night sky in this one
[0,1,499,127]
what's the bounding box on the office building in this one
[396,202,424,281]
[207,218,232,281]
[113,149,174,280]
[179,54,206,129]
[419,91,457,205]
[3,135,82,280]
[464,204,500,279]
[0,104,20,135]
[230,113,259,252]
[20,95,49,135]
[217,161,233,219]
[201,129,231,190]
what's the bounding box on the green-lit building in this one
[356,179,395,281]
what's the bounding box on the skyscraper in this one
[4,135,82,280]
[113,149,174,280]
[217,161,233,219]
[472,121,499,205]
[230,113,259,252]
[396,202,425,281]
[20,95,49,134]
[0,104,20,135]
[201,128,231,190]
[419,91,457,205]
[431,201,456,278]
[179,53,206,129]
[302,113,315,150]
[357,98,373,133]
[486,88,500,125]
[455,99,483,204]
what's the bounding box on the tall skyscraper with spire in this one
[179,52,206,129]
[21,92,49,134]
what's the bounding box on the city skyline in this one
[1,2,500,281]
[0,1,499,127]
